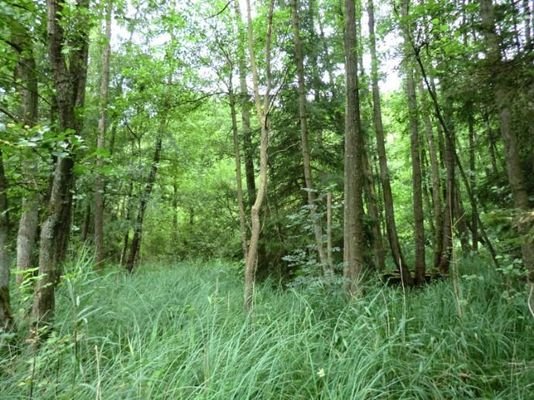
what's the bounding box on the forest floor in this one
[1,256,533,399]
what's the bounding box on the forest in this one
[0,0,533,398]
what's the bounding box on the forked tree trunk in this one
[290,0,329,273]
[343,0,366,296]
[94,0,112,268]
[243,0,275,312]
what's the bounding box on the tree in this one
[342,0,366,295]
[243,0,275,311]
[400,0,425,284]
[32,0,90,330]
[367,0,412,283]
[94,0,113,267]
[479,0,534,308]
[290,0,329,273]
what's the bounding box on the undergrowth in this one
[1,256,532,399]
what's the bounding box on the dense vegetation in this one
[2,257,533,399]
[0,0,533,397]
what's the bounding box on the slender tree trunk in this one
[229,85,249,261]
[12,23,40,285]
[243,0,275,312]
[480,0,534,301]
[467,104,479,251]
[362,144,386,271]
[234,1,256,208]
[343,0,366,295]
[94,1,112,268]
[120,183,133,266]
[126,133,163,272]
[326,192,333,269]
[438,109,455,274]
[0,151,13,331]
[367,0,412,283]
[420,83,443,268]
[81,202,91,242]
[172,182,179,254]
[401,0,425,284]
[290,0,329,272]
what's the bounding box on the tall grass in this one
[1,257,532,399]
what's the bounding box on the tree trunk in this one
[234,1,256,209]
[0,151,13,331]
[467,103,479,251]
[12,23,40,285]
[126,133,162,272]
[420,83,443,268]
[362,143,385,271]
[290,0,329,272]
[243,0,275,312]
[94,0,112,268]
[343,0,366,295]
[437,109,455,274]
[32,0,89,330]
[229,84,249,261]
[367,0,412,283]
[401,0,425,284]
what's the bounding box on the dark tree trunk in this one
[126,134,162,272]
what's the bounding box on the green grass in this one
[1,256,533,399]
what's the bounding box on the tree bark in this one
[368,0,412,283]
[243,0,275,312]
[12,23,40,285]
[32,0,89,330]
[290,0,329,272]
[94,0,112,268]
[343,0,366,295]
